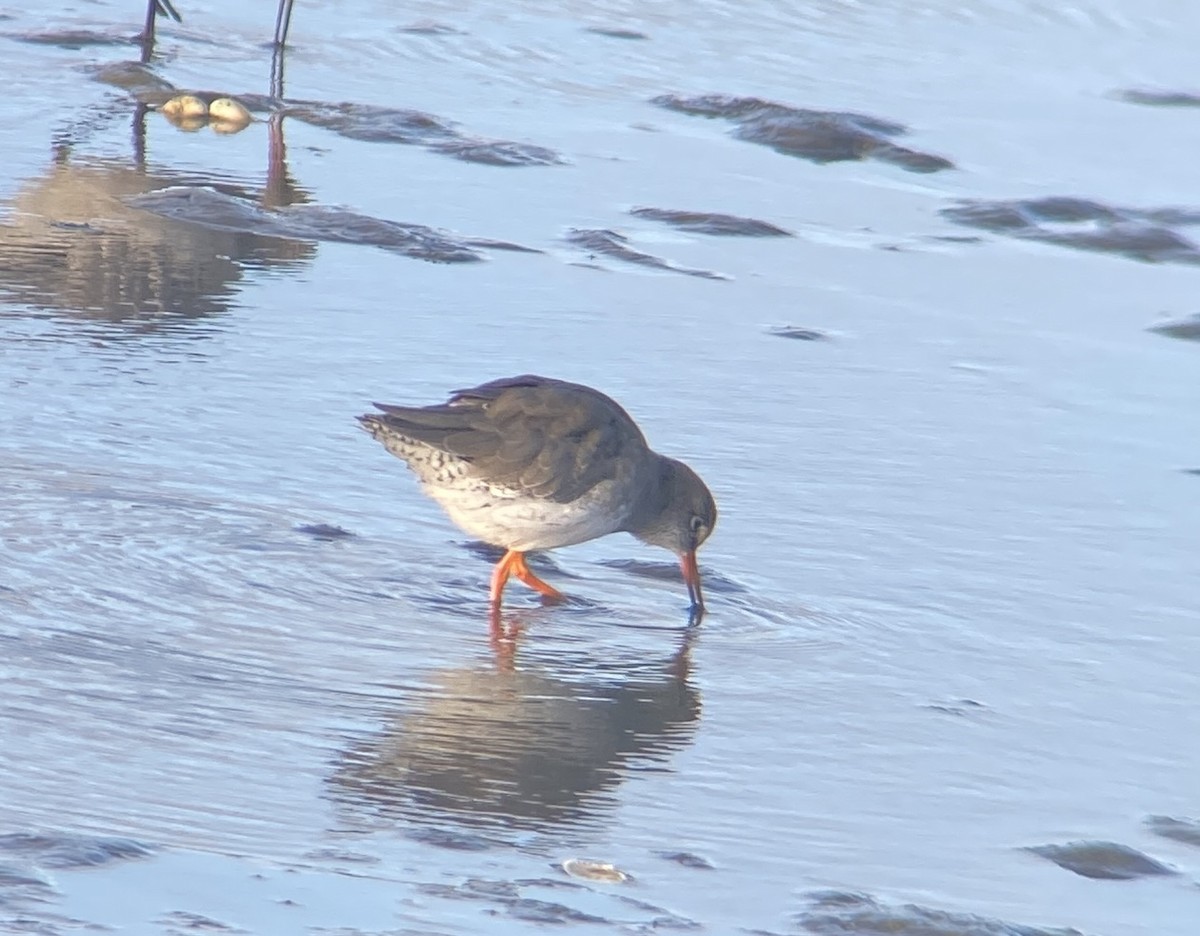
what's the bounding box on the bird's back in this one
[359,375,651,504]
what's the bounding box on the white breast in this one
[423,477,634,551]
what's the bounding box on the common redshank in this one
[357,375,717,611]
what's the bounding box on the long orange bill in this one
[680,549,703,610]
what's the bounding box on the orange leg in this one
[489,549,565,607]
[488,609,522,669]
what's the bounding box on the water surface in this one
[2,1,1199,934]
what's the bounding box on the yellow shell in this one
[208,97,252,127]
[560,859,629,883]
[161,94,208,119]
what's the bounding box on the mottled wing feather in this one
[364,375,647,503]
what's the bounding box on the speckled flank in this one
[358,410,641,551]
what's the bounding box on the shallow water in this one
[2,1,1200,934]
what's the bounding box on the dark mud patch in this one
[93,86,564,169]
[90,60,176,94]
[416,877,695,928]
[126,186,536,263]
[0,862,52,888]
[630,207,791,237]
[584,26,649,40]
[924,698,988,717]
[609,895,699,930]
[294,523,355,541]
[283,101,458,144]
[510,898,606,924]
[0,832,153,869]
[399,20,465,35]
[653,94,954,174]
[0,860,58,932]
[1148,313,1200,341]
[0,856,55,917]
[284,101,563,166]
[1146,815,1200,847]
[656,850,714,870]
[504,899,609,924]
[766,325,829,341]
[1025,841,1178,880]
[928,234,987,244]
[405,827,496,852]
[565,228,728,279]
[157,910,246,932]
[429,138,564,167]
[421,880,542,902]
[14,28,138,48]
[940,197,1200,264]
[796,890,1082,936]
[301,847,382,865]
[1118,89,1200,107]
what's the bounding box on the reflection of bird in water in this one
[142,0,181,49]
[6,5,317,334]
[0,152,313,331]
[328,627,700,835]
[140,0,296,50]
[138,1,297,100]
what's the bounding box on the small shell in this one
[161,94,208,119]
[561,859,629,883]
[208,97,252,128]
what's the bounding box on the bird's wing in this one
[368,375,648,503]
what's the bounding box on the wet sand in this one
[2,1,1200,934]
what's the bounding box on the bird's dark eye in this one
[689,515,705,533]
